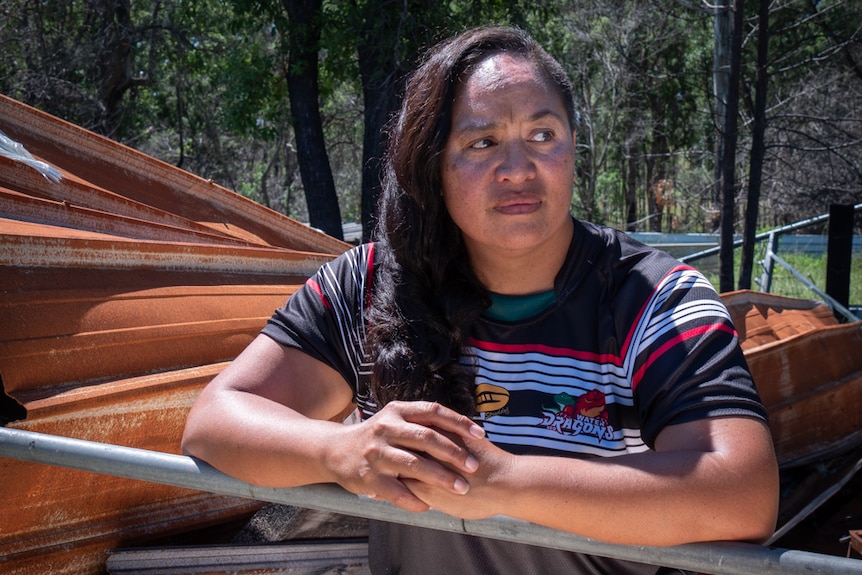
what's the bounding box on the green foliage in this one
[1,0,859,236]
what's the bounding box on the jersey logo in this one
[475,383,510,417]
[541,390,615,441]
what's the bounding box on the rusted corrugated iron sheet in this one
[0,95,350,575]
[721,289,839,350]
[0,186,258,246]
[1,364,263,572]
[746,321,862,468]
[0,218,334,275]
[0,94,348,254]
[0,155,243,242]
[0,279,300,399]
[721,290,862,468]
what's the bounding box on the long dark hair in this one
[367,26,577,415]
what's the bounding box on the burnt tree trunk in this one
[355,4,407,243]
[715,0,745,293]
[739,0,769,290]
[624,136,639,231]
[95,0,151,137]
[283,0,343,240]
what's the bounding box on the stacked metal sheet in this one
[0,94,349,575]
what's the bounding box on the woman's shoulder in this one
[301,243,378,306]
[565,219,708,306]
[568,220,670,273]
[319,242,376,274]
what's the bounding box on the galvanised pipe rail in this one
[679,202,862,264]
[1,426,861,575]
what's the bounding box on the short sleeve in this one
[628,265,768,448]
[261,244,374,394]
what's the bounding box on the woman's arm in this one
[404,415,780,546]
[184,335,779,545]
[181,334,485,512]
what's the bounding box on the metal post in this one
[2,426,862,575]
[758,231,777,293]
[826,204,855,309]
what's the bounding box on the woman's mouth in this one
[495,198,541,215]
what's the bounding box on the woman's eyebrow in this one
[451,119,496,136]
[527,108,568,123]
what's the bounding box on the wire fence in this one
[756,235,861,304]
[678,203,862,319]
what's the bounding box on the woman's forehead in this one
[452,54,567,124]
[461,53,546,91]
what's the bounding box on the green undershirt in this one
[484,290,557,322]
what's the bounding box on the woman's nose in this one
[496,141,536,183]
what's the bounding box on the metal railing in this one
[2,426,861,575]
[758,231,858,322]
[679,203,862,265]
[680,203,862,320]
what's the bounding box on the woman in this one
[182,26,779,574]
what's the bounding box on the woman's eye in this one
[470,138,493,149]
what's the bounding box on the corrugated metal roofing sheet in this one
[721,290,862,468]
[0,95,348,253]
[0,94,350,575]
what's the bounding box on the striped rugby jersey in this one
[263,217,766,455]
[262,217,766,574]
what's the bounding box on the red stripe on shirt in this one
[468,338,624,366]
[306,277,332,310]
[631,322,736,391]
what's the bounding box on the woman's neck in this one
[468,219,573,295]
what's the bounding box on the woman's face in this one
[441,53,576,265]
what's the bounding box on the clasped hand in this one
[326,400,510,518]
